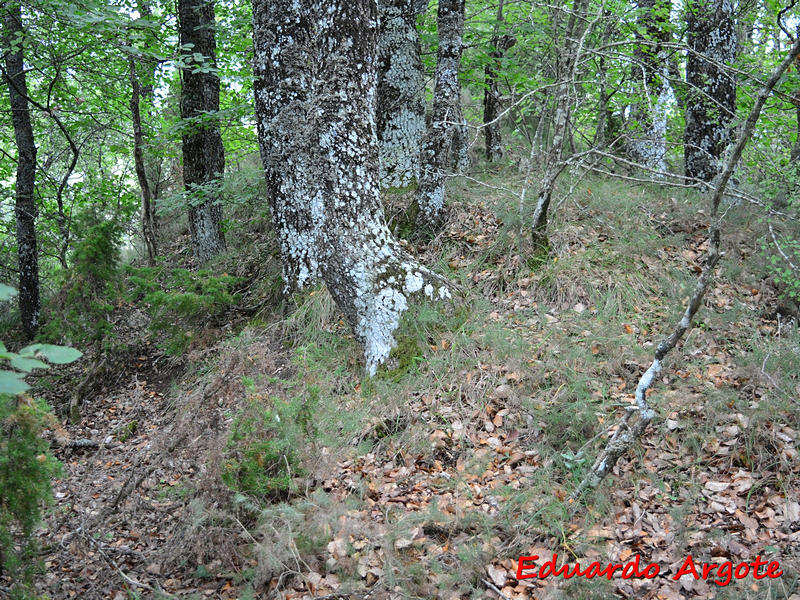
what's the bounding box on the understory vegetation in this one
[1,0,800,598]
[5,162,796,599]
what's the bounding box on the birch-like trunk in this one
[684,0,736,183]
[253,0,452,375]
[377,0,427,189]
[415,0,466,233]
[179,0,226,264]
[132,0,162,241]
[628,0,672,172]
[531,0,589,249]
[3,2,40,339]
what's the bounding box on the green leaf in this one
[0,284,18,301]
[18,343,42,357]
[10,357,50,372]
[0,370,29,395]
[34,344,83,364]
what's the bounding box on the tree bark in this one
[684,0,737,183]
[253,0,452,375]
[377,0,428,189]
[483,0,515,162]
[531,0,589,249]
[179,0,226,264]
[133,0,162,236]
[415,0,466,233]
[628,0,672,171]
[2,2,40,339]
[129,58,158,265]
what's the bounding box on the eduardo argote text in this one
[516,553,783,587]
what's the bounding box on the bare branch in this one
[573,32,800,499]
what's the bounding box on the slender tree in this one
[178,0,226,264]
[415,0,466,233]
[129,58,158,264]
[2,2,40,338]
[128,0,162,264]
[377,0,428,189]
[483,0,515,162]
[531,0,589,249]
[628,0,672,171]
[252,0,452,375]
[684,0,737,183]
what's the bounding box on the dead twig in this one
[572,32,800,499]
[482,578,513,600]
[80,529,179,599]
[768,222,798,273]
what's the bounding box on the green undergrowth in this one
[125,264,241,355]
[0,395,62,599]
[221,385,317,502]
[40,219,125,349]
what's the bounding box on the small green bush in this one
[0,394,62,598]
[221,388,317,502]
[0,286,80,598]
[126,266,241,355]
[40,219,124,348]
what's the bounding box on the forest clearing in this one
[1,0,799,599]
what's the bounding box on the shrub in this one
[40,219,124,348]
[0,394,61,598]
[126,266,241,355]
[0,284,81,598]
[221,387,317,503]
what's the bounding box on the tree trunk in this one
[253,0,452,375]
[3,2,40,339]
[792,102,800,164]
[377,0,428,189]
[531,0,589,249]
[684,0,737,183]
[133,0,162,235]
[483,0,515,162]
[628,0,672,171]
[129,59,158,265]
[415,0,466,233]
[179,0,226,264]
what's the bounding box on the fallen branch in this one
[81,528,179,600]
[482,578,513,600]
[573,33,800,499]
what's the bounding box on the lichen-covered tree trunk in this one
[684,0,736,183]
[377,0,428,189]
[415,0,466,233]
[629,0,672,171]
[3,2,40,339]
[179,0,226,264]
[483,0,515,162]
[791,99,800,163]
[253,0,452,375]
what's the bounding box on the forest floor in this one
[20,168,800,599]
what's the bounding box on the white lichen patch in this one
[377,0,426,189]
[404,270,424,294]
